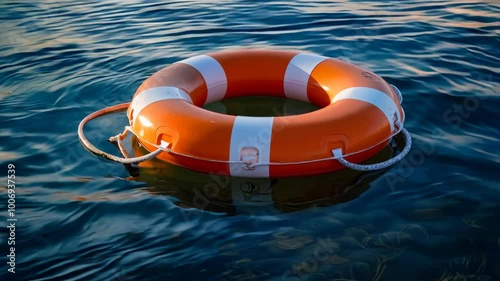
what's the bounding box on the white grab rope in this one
[390,84,403,103]
[332,127,412,171]
[77,103,169,165]
[79,102,411,170]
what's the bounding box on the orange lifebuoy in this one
[124,49,407,178]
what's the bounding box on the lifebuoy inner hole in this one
[203,96,320,117]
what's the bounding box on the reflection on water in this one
[132,136,393,214]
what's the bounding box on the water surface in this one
[1,0,499,280]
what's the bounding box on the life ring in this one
[78,49,411,178]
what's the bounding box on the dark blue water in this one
[1,1,499,280]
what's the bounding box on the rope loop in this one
[332,127,412,171]
[77,103,167,165]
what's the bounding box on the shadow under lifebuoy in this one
[129,136,393,215]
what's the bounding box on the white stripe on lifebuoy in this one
[131,86,192,122]
[332,87,401,132]
[283,53,327,102]
[179,55,227,105]
[229,116,274,177]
